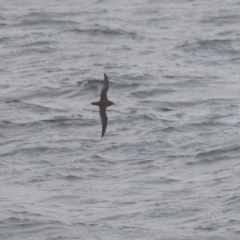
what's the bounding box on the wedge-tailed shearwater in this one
[91,73,114,137]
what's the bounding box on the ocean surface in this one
[1,0,240,239]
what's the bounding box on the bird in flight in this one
[91,73,114,137]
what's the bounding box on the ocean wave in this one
[0,116,90,131]
[178,39,240,56]
[17,12,78,27]
[131,88,174,98]
[0,146,65,158]
[200,14,240,25]
[22,41,57,48]
[0,36,9,42]
[6,99,64,113]
[68,25,137,38]
[192,144,240,165]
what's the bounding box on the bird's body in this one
[91,99,113,107]
[91,73,114,137]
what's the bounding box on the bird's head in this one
[109,101,114,106]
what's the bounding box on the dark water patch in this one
[229,56,240,63]
[41,117,90,127]
[197,98,238,107]
[0,119,45,130]
[0,15,6,20]
[22,40,57,48]
[2,217,46,227]
[58,9,107,17]
[164,75,175,79]
[26,177,49,183]
[10,210,42,218]
[160,126,179,133]
[102,141,161,157]
[223,195,240,206]
[139,50,154,55]
[1,217,66,238]
[20,88,70,100]
[204,176,232,189]
[131,88,174,98]
[91,154,117,165]
[112,201,136,207]
[200,14,240,26]
[178,39,240,56]
[195,225,216,232]
[147,16,173,22]
[145,177,180,184]
[123,73,153,81]
[133,7,160,16]
[0,131,7,138]
[59,174,84,181]
[136,100,175,110]
[161,100,196,108]
[121,45,132,51]
[112,82,140,90]
[69,25,137,38]
[191,144,240,165]
[164,74,218,83]
[5,99,21,104]
[100,212,140,222]
[172,78,208,88]
[0,161,7,167]
[216,30,236,36]
[18,11,78,27]
[41,66,63,73]
[52,174,85,181]
[0,138,24,148]
[0,120,17,129]
[224,222,240,235]
[128,159,154,165]
[0,84,11,89]
[67,167,85,174]
[141,113,158,121]
[46,195,80,203]
[151,100,195,108]
[167,154,193,160]
[19,46,57,54]
[91,154,104,161]
[153,98,237,110]
[182,121,228,131]
[0,146,66,158]
[147,206,194,220]
[119,112,157,123]
[70,27,121,36]
[154,107,173,112]
[6,99,65,113]
[0,36,9,42]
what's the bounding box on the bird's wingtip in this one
[103,73,109,83]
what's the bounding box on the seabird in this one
[91,73,114,137]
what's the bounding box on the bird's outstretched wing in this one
[100,106,108,137]
[100,73,109,101]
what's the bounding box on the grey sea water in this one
[1,0,240,239]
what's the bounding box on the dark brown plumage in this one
[91,73,114,137]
